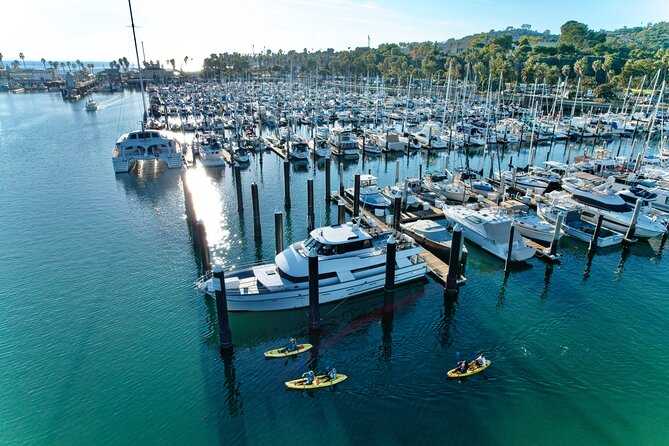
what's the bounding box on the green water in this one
[1,91,668,445]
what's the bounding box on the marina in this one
[3,5,669,444]
[2,88,668,444]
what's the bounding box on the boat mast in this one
[128,0,147,131]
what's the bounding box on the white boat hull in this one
[202,263,427,311]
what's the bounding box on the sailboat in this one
[111,0,183,174]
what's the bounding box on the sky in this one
[2,0,667,70]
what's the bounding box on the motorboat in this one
[85,100,99,111]
[380,181,427,211]
[496,170,548,194]
[344,175,391,210]
[455,167,495,197]
[377,131,405,152]
[442,205,536,262]
[198,222,428,311]
[500,200,562,243]
[358,134,383,155]
[328,128,359,157]
[537,200,623,247]
[424,172,471,203]
[288,138,310,160]
[308,138,331,158]
[197,134,226,167]
[545,190,666,239]
[412,123,448,149]
[402,220,468,265]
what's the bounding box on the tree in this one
[169,58,176,70]
[561,64,571,78]
[41,58,46,70]
[573,57,589,78]
[521,24,532,30]
[592,59,603,84]
[19,52,25,69]
[559,21,590,50]
[594,83,617,101]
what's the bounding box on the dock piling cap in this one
[387,234,397,244]
[309,248,318,258]
[213,264,223,273]
[452,223,462,233]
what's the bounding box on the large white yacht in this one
[442,205,536,262]
[198,222,428,311]
[112,130,183,173]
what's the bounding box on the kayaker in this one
[457,361,467,374]
[302,370,315,385]
[328,367,337,381]
[475,354,486,367]
[287,337,297,352]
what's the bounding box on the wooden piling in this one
[307,177,315,232]
[308,249,320,330]
[213,265,233,351]
[251,182,261,239]
[393,196,402,230]
[283,159,291,209]
[505,225,515,274]
[549,212,563,257]
[589,213,604,252]
[395,159,400,185]
[445,223,463,294]
[338,200,346,225]
[384,235,397,291]
[353,173,361,217]
[274,211,284,255]
[234,165,243,213]
[324,156,331,202]
[624,198,642,243]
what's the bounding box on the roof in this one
[311,223,371,245]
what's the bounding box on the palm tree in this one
[76,59,82,71]
[66,61,72,72]
[169,58,176,70]
[19,52,25,69]
[592,59,602,84]
[1,53,5,69]
[41,58,46,70]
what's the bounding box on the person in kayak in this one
[302,370,315,385]
[457,361,468,374]
[328,367,337,381]
[471,354,486,368]
[285,338,297,352]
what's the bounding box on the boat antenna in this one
[128,0,146,131]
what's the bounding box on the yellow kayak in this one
[263,343,313,358]
[285,374,348,390]
[447,360,491,379]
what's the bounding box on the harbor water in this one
[1,91,668,445]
